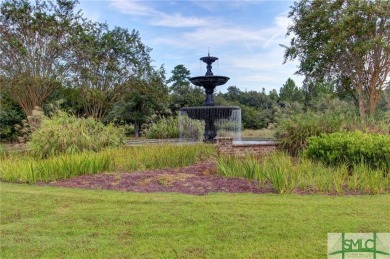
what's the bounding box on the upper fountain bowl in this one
[200,56,218,63]
[190,75,230,87]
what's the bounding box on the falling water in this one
[179,106,241,142]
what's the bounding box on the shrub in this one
[0,94,25,142]
[178,115,205,141]
[275,112,342,156]
[28,111,125,157]
[145,117,179,139]
[305,131,390,171]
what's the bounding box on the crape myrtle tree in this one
[0,0,81,119]
[282,0,390,120]
[69,21,153,119]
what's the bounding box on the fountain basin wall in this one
[179,106,241,142]
[217,137,278,156]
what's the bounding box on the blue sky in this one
[77,0,303,93]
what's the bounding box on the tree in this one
[167,65,203,111]
[279,78,304,103]
[167,64,191,88]
[283,0,390,119]
[107,66,169,137]
[223,86,243,103]
[269,89,279,102]
[240,105,268,129]
[0,0,81,118]
[302,80,337,107]
[70,22,153,119]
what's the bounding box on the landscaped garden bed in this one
[39,160,273,195]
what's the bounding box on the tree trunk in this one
[356,83,366,122]
[134,122,141,138]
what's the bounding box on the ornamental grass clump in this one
[28,111,125,158]
[216,152,389,194]
[275,112,342,156]
[0,143,214,183]
[0,152,111,183]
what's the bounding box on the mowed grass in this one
[1,183,389,258]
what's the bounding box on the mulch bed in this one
[40,160,275,195]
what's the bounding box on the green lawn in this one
[1,183,389,258]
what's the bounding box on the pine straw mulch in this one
[40,160,275,195]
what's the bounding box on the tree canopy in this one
[167,65,203,111]
[69,22,153,119]
[0,0,163,124]
[0,0,81,116]
[283,0,390,119]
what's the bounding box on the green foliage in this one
[283,0,390,118]
[240,105,268,129]
[216,152,389,194]
[167,64,191,87]
[0,152,111,183]
[145,117,179,139]
[218,86,277,128]
[169,84,204,111]
[28,111,125,158]
[275,111,342,156]
[109,144,215,172]
[70,23,155,119]
[279,78,304,103]
[0,0,80,116]
[305,131,390,171]
[0,93,25,141]
[106,68,169,137]
[167,65,204,112]
[0,143,215,183]
[178,115,205,141]
[45,87,84,116]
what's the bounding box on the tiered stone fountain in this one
[179,54,241,143]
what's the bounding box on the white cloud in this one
[191,0,265,12]
[110,0,215,28]
[151,13,214,27]
[107,0,302,92]
[151,14,291,54]
[81,9,101,23]
[110,0,159,17]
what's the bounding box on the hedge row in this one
[305,131,390,171]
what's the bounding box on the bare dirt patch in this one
[41,161,274,195]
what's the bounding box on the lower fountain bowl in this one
[180,106,240,120]
[179,106,242,142]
